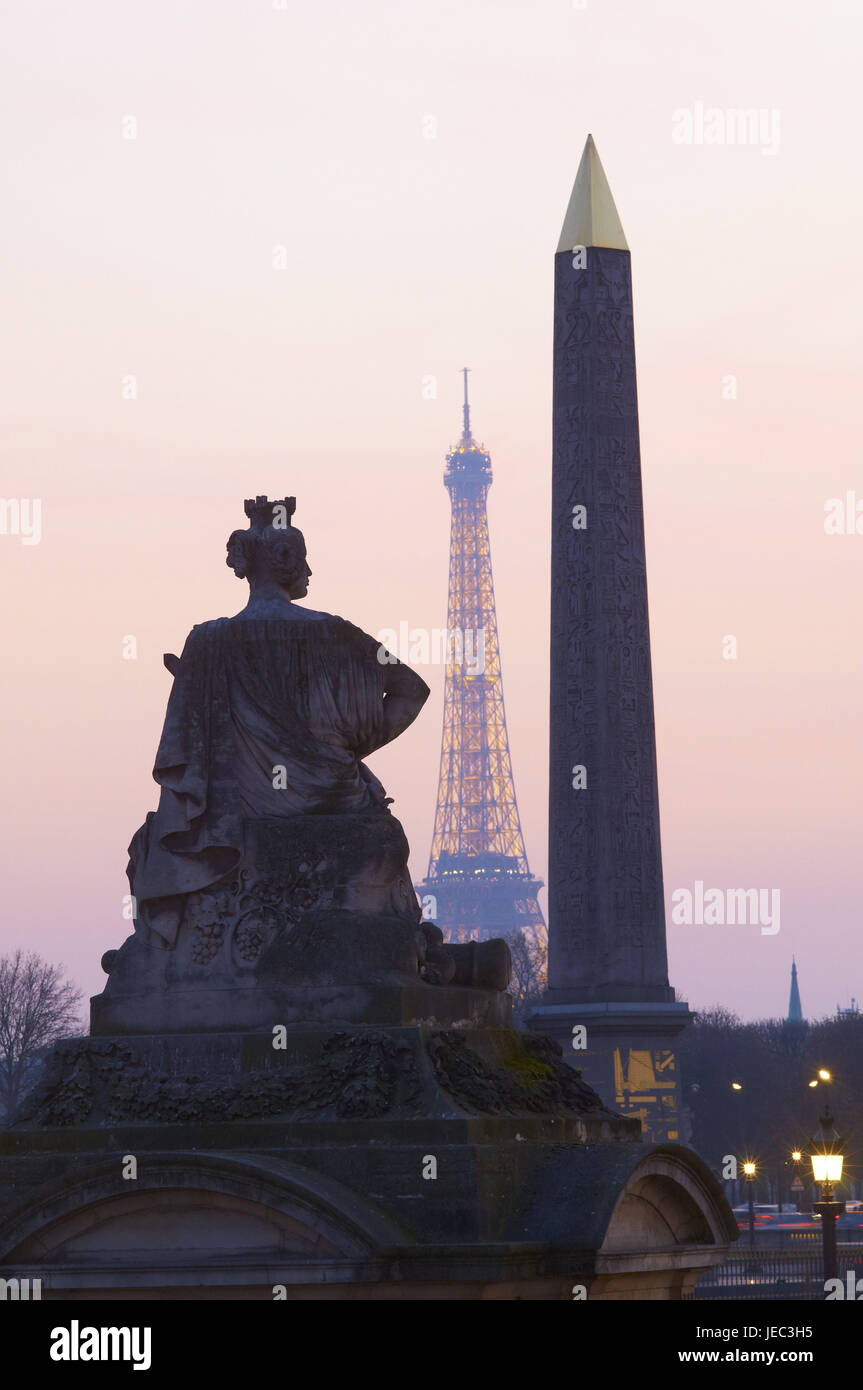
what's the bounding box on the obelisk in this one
[528,136,690,1143]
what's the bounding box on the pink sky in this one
[1,0,861,1021]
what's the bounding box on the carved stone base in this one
[96,814,512,1035]
[18,1025,611,1129]
[0,1024,738,1300]
[91,978,512,1035]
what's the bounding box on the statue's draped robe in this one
[129,614,390,946]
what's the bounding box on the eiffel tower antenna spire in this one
[461,366,473,444]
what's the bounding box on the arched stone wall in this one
[0,1153,404,1298]
[590,1144,738,1299]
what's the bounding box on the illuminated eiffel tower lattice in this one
[416,372,545,946]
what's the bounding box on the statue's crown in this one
[243,495,296,530]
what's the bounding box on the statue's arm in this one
[359,661,430,757]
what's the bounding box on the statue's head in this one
[226,496,311,600]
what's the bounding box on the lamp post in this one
[790,1150,803,1214]
[810,1107,844,1286]
[742,1161,757,1249]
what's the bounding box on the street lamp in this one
[786,1150,804,1213]
[810,1107,844,1286]
[742,1161,757,1248]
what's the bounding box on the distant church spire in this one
[788,957,804,1022]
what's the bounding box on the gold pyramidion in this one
[557,134,629,253]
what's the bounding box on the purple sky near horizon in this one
[1,0,861,1023]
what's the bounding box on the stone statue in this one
[128,496,429,946]
[95,497,510,1035]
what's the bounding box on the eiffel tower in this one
[417,372,544,947]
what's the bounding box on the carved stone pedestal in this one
[92,975,512,1035]
[96,814,511,1035]
[0,1022,737,1300]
